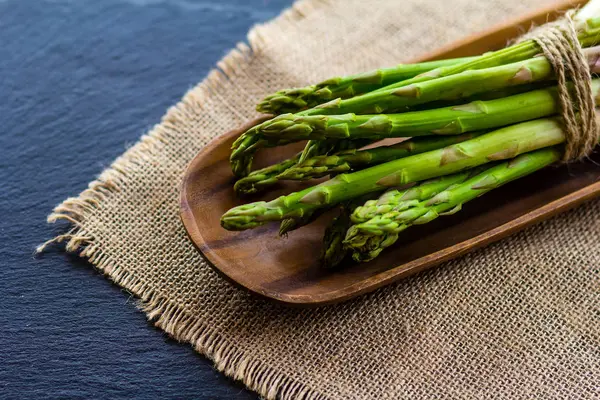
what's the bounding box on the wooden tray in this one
[180,0,599,307]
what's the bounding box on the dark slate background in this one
[1,0,293,398]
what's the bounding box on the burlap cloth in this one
[47,0,599,398]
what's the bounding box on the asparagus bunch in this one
[221,117,568,231]
[220,0,600,265]
[236,77,600,191]
[231,42,600,176]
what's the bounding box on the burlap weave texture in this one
[48,0,599,398]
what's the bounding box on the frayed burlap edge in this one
[40,1,331,399]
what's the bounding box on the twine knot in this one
[520,11,599,161]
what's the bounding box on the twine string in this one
[520,11,599,161]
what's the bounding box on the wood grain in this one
[180,0,598,307]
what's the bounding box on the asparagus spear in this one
[230,46,600,167]
[231,136,374,180]
[257,57,477,114]
[255,79,600,144]
[348,12,600,97]
[298,55,556,115]
[234,137,378,194]
[221,116,569,231]
[345,147,561,261]
[232,138,338,182]
[278,132,484,181]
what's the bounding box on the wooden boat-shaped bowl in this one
[181,0,599,306]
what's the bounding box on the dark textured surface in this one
[0,1,292,398]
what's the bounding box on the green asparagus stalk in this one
[350,169,480,224]
[298,55,556,115]
[230,46,600,168]
[257,57,477,114]
[278,132,484,181]
[254,80,600,143]
[231,139,331,181]
[234,138,377,194]
[345,147,561,261]
[231,136,374,179]
[221,116,570,231]
[350,11,600,97]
